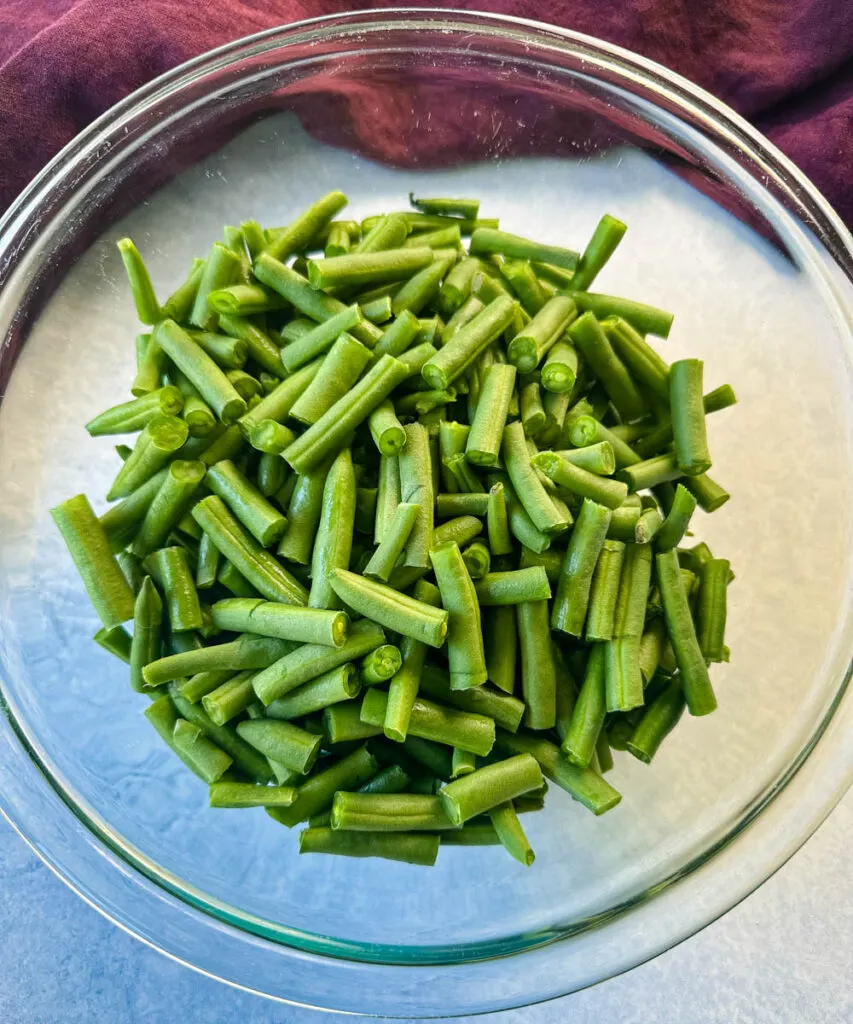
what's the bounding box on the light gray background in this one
[1,792,851,1023]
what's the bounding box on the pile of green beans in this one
[52,194,736,869]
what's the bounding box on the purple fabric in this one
[0,0,851,223]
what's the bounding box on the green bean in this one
[616,453,683,492]
[444,295,486,347]
[449,748,476,779]
[516,599,556,729]
[396,387,457,418]
[192,495,307,605]
[507,296,576,372]
[561,644,606,766]
[176,668,234,704]
[264,191,348,262]
[209,598,348,648]
[237,362,323,440]
[236,718,321,774]
[130,460,206,558]
[573,291,673,338]
[429,541,487,689]
[206,459,287,547]
[540,339,580,394]
[194,424,245,467]
[216,559,259,598]
[359,645,403,686]
[410,195,480,220]
[128,576,163,691]
[557,444,616,478]
[439,753,542,825]
[51,494,136,627]
[93,623,133,663]
[280,305,361,372]
[551,499,612,636]
[85,386,184,437]
[496,728,621,814]
[321,701,384,746]
[206,283,287,317]
[290,334,372,426]
[570,316,647,421]
[364,503,420,583]
[143,633,292,686]
[330,566,448,648]
[567,415,641,469]
[299,826,439,865]
[502,422,570,535]
[499,259,547,315]
[277,461,328,565]
[145,546,203,632]
[397,422,434,568]
[483,481,512,557]
[697,558,730,663]
[209,781,297,808]
[392,252,455,316]
[402,225,462,252]
[656,549,716,715]
[283,354,409,474]
[154,319,247,424]
[488,801,536,865]
[471,567,549,606]
[144,695,208,779]
[160,259,205,326]
[461,540,491,579]
[307,447,355,610]
[483,604,518,696]
[266,663,362,720]
[268,744,379,827]
[116,238,161,324]
[464,363,517,466]
[373,455,402,548]
[253,254,381,348]
[604,317,670,400]
[627,677,686,763]
[440,823,500,846]
[187,242,241,331]
[681,472,730,512]
[355,213,409,254]
[104,415,187,501]
[437,257,483,314]
[214,313,284,380]
[331,791,454,831]
[670,359,711,475]
[584,539,626,642]
[569,214,625,291]
[252,619,385,705]
[172,720,233,783]
[255,454,286,499]
[307,247,434,291]
[131,332,164,397]
[441,453,482,494]
[371,310,421,361]
[368,400,406,456]
[633,384,737,458]
[361,689,495,757]
[189,331,250,370]
[419,663,525,732]
[633,502,662,544]
[202,670,258,725]
[360,294,393,324]
[470,228,579,270]
[422,295,516,390]
[168,686,274,782]
[497,476,552,553]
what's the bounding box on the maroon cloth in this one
[1,0,852,223]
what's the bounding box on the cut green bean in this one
[500,259,548,315]
[421,295,516,390]
[209,781,297,808]
[145,546,203,632]
[627,677,686,763]
[94,624,133,663]
[604,317,671,401]
[51,494,136,628]
[267,744,379,827]
[419,664,525,733]
[517,599,556,730]
[360,645,403,685]
[461,540,491,579]
[117,238,161,324]
[299,827,439,865]
[364,502,420,583]
[556,443,616,476]
[252,618,385,705]
[633,384,737,458]
[656,549,717,715]
[330,567,448,648]
[277,461,328,565]
[105,415,188,501]
[189,242,242,331]
[86,386,184,437]
[172,719,233,783]
[410,195,480,220]
[541,339,580,394]
[439,754,542,825]
[331,791,454,831]
[129,576,163,691]
[616,453,683,493]
[451,748,477,778]
[681,472,730,512]
[570,214,626,291]
[465,363,517,465]
[264,191,348,262]
[573,291,673,338]
[202,670,258,725]
[473,567,551,606]
[495,729,621,814]
[569,312,647,420]
[307,247,434,291]
[430,541,487,689]
[507,296,576,373]
[484,605,518,695]
[398,422,434,568]
[670,359,711,475]
[697,558,730,663]
[190,330,250,370]
[192,495,307,605]
[532,449,627,510]
[551,499,612,636]
[361,689,495,757]
[562,644,606,766]
[503,421,570,535]
[236,718,321,774]
[368,400,407,456]
[567,415,641,469]
[210,598,348,647]
[322,701,384,746]
[489,801,535,865]
[206,459,287,547]
[266,663,362,720]
[470,228,579,271]
[143,634,292,686]
[308,447,356,610]
[585,539,625,642]
[291,334,372,426]
[131,460,206,558]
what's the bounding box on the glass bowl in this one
[1,9,852,1017]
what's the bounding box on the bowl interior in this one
[0,14,852,994]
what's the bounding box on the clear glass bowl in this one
[1,9,852,1017]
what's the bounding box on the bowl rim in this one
[1,7,852,1017]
